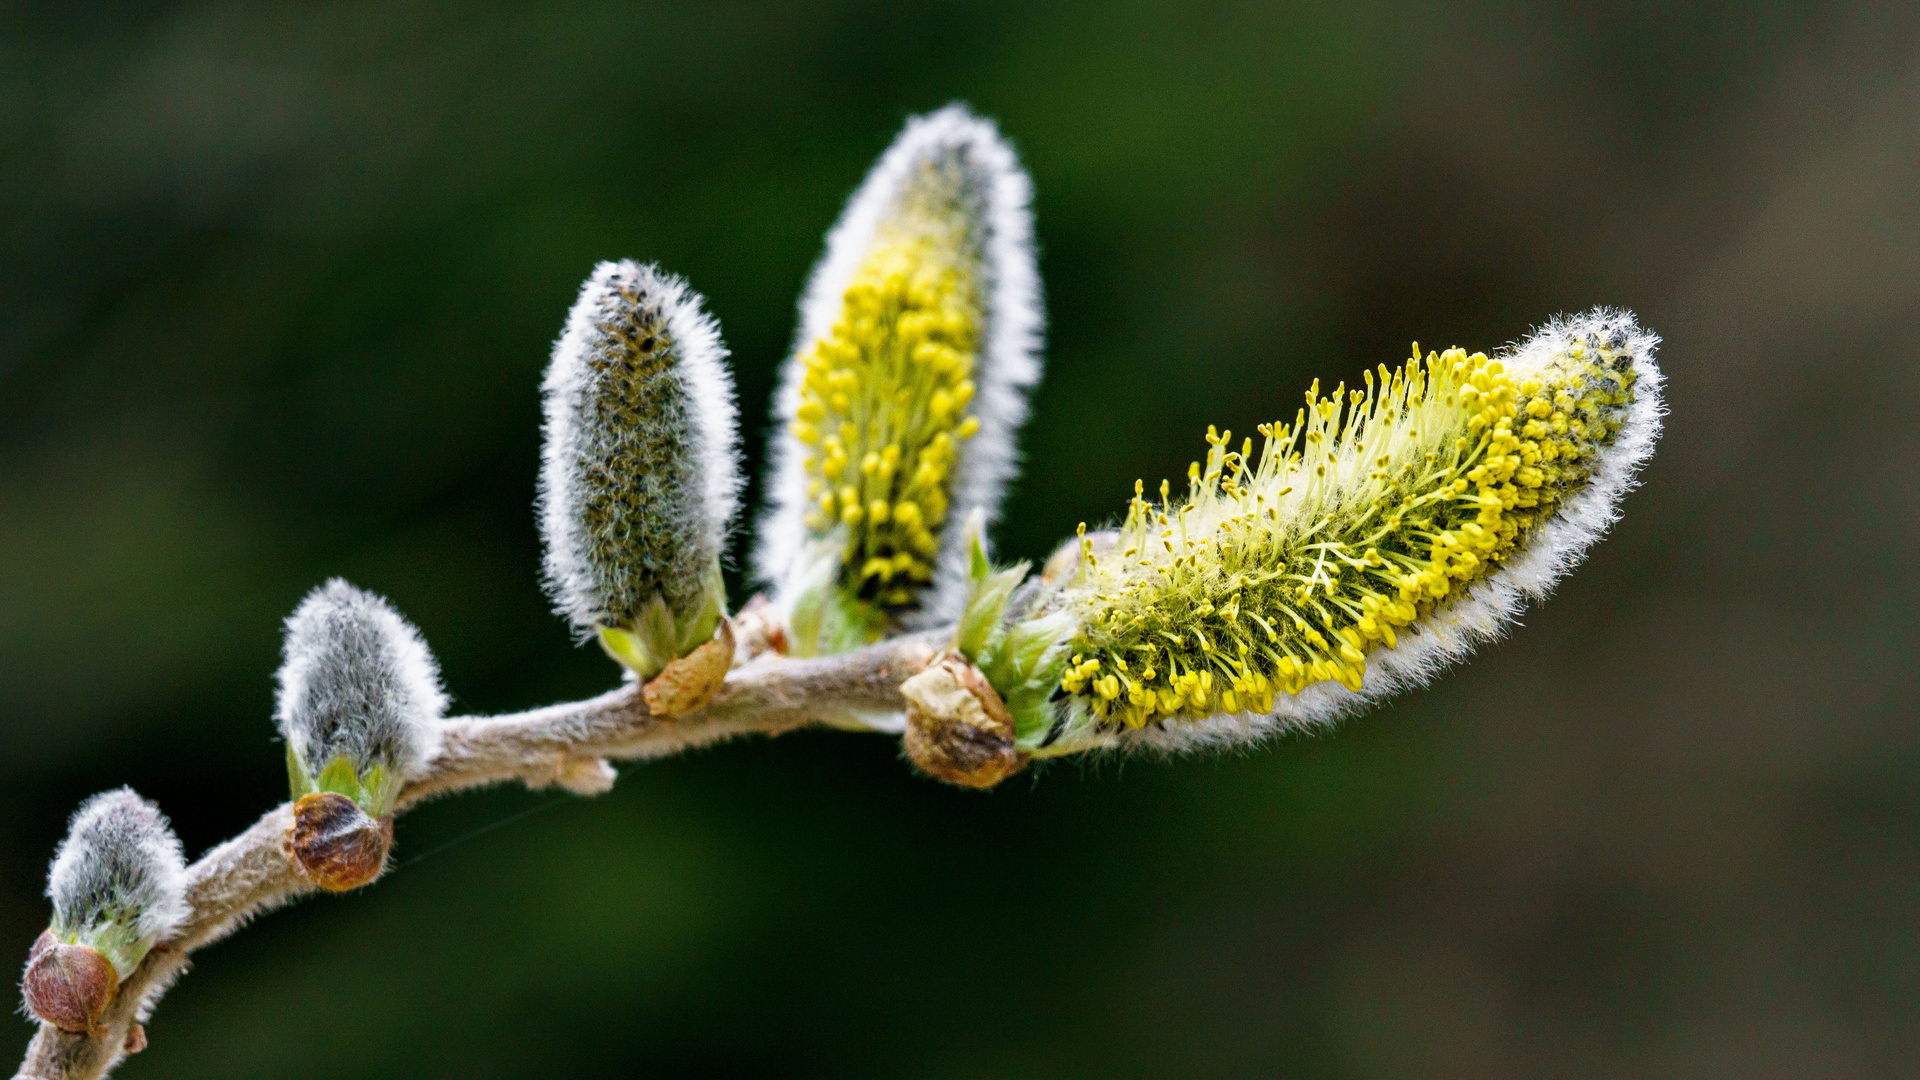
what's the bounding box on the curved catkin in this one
[275,579,446,815]
[1020,308,1664,756]
[45,788,187,978]
[540,260,740,656]
[757,103,1043,653]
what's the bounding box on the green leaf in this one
[956,562,1028,662]
[287,743,315,801]
[598,624,663,680]
[969,527,992,582]
[360,762,399,818]
[315,757,359,799]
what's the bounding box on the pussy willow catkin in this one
[23,789,188,1033]
[790,164,983,608]
[539,260,740,678]
[44,790,187,981]
[760,104,1041,655]
[1024,309,1662,755]
[276,579,446,817]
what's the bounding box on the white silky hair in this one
[756,103,1044,627]
[275,578,447,776]
[1116,307,1665,754]
[47,788,189,946]
[539,260,740,634]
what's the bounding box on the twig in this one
[13,632,943,1080]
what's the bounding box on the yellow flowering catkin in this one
[760,105,1041,664]
[789,163,984,610]
[1047,312,1656,738]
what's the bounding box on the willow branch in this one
[13,632,943,1080]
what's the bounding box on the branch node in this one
[541,755,618,796]
[729,594,787,664]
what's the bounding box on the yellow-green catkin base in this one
[790,160,983,612]
[1056,339,1638,730]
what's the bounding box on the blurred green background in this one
[4,1,1917,1076]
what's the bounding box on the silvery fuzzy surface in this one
[539,260,740,632]
[47,788,188,945]
[274,578,447,776]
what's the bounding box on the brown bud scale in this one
[643,619,735,718]
[22,931,118,1034]
[289,791,393,892]
[901,651,1029,789]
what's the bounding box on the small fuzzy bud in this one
[539,260,741,680]
[544,756,618,796]
[729,593,789,664]
[26,789,188,1030]
[901,652,1028,789]
[276,579,446,820]
[760,103,1044,656]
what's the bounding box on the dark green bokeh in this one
[5,2,1918,1076]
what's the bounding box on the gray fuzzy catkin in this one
[47,789,188,946]
[275,578,447,778]
[539,260,741,633]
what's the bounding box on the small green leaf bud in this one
[953,511,1030,662]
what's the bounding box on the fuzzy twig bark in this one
[13,632,943,1080]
